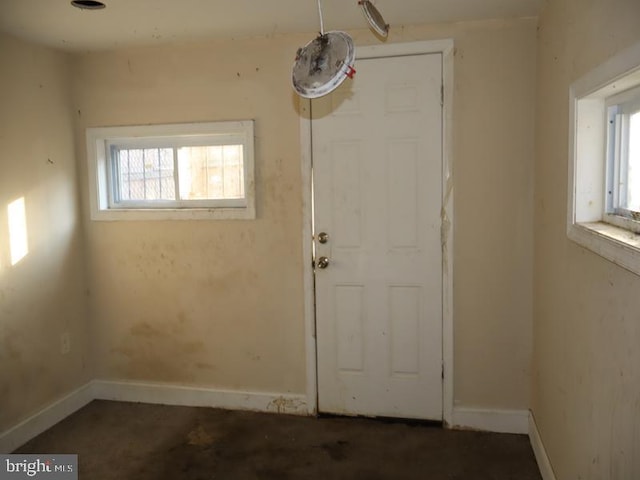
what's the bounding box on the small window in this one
[568,40,640,276]
[606,87,640,231]
[87,121,255,220]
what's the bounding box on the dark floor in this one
[16,400,542,479]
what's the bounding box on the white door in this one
[312,53,443,420]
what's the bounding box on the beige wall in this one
[533,0,640,478]
[0,34,90,432]
[72,36,308,393]
[402,20,536,410]
[72,18,536,410]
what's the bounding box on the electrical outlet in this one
[60,333,70,355]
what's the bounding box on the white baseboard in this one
[2,382,538,457]
[0,383,94,453]
[529,412,557,480]
[450,406,529,434]
[0,380,308,453]
[91,379,308,415]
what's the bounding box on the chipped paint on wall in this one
[267,396,307,415]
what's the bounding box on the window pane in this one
[160,148,176,199]
[116,148,175,201]
[128,149,145,200]
[627,111,640,212]
[144,148,161,200]
[177,145,244,200]
[223,145,245,199]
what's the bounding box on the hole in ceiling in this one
[71,0,106,10]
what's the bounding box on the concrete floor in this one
[16,400,542,479]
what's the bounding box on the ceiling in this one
[0,0,541,52]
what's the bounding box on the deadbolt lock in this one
[318,232,329,244]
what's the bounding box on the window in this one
[606,87,640,231]
[87,121,255,220]
[568,40,640,275]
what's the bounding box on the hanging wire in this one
[317,0,325,36]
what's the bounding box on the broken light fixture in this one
[292,0,356,99]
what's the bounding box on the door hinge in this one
[440,85,444,107]
[441,364,444,380]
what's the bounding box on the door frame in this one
[299,39,455,425]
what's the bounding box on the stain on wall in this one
[72,35,307,394]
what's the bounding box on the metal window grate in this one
[111,144,245,206]
[116,147,176,202]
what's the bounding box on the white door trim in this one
[299,39,454,424]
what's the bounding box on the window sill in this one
[568,221,640,276]
[91,206,255,221]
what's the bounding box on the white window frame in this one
[87,121,255,221]
[568,40,640,276]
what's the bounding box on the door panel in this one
[313,53,443,420]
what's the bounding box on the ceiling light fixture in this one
[359,0,389,38]
[70,1,106,10]
[291,0,389,99]
[291,0,356,99]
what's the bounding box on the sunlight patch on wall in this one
[8,197,28,266]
